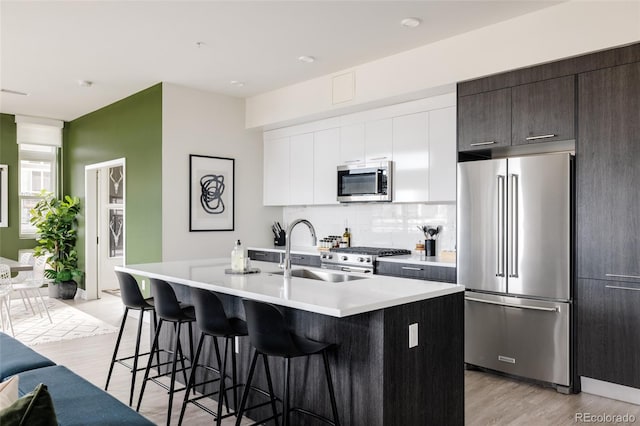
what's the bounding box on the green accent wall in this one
[64,84,163,285]
[0,114,38,258]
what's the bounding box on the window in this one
[15,115,63,239]
[19,144,58,237]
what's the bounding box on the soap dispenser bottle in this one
[231,240,245,272]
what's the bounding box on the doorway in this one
[85,159,125,300]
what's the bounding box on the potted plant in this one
[30,193,81,300]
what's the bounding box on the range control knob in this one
[341,256,348,261]
[357,257,365,262]
[366,258,372,263]
[326,254,333,260]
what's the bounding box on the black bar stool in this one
[105,271,159,406]
[235,299,341,426]
[137,279,195,426]
[177,288,276,425]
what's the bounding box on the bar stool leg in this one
[235,350,259,426]
[322,351,341,426]
[129,308,146,406]
[215,338,229,425]
[167,321,183,426]
[105,307,129,391]
[153,311,161,371]
[283,358,290,426]
[178,332,205,426]
[137,319,163,411]
[231,337,238,413]
[262,355,280,426]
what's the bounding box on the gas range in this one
[320,247,411,274]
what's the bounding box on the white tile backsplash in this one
[283,203,456,253]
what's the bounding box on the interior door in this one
[507,154,571,300]
[457,159,507,293]
[98,165,124,292]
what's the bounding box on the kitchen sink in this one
[273,269,368,283]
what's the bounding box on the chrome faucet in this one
[282,219,317,279]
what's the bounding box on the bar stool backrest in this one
[242,299,298,357]
[150,279,183,321]
[190,287,232,336]
[115,271,148,309]
[0,264,11,296]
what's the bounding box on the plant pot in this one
[58,280,78,300]
[48,283,60,299]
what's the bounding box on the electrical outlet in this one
[141,279,146,290]
[409,323,418,348]
[235,336,240,354]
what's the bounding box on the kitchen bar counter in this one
[116,259,462,317]
[116,258,464,425]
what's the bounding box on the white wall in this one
[246,1,640,128]
[283,203,456,254]
[162,83,281,261]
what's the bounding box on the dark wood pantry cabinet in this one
[576,278,640,389]
[576,61,640,282]
[458,88,511,151]
[511,75,575,145]
[576,60,640,388]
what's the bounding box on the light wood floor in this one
[31,294,640,425]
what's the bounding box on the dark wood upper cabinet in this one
[577,61,640,282]
[511,76,575,145]
[458,88,511,152]
[577,278,640,389]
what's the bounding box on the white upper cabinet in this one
[339,123,365,165]
[262,94,457,206]
[313,128,340,205]
[365,118,393,163]
[392,112,429,202]
[289,133,315,205]
[428,107,457,202]
[263,136,290,206]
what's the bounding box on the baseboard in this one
[77,288,88,300]
[581,376,640,405]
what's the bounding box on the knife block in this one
[274,233,286,246]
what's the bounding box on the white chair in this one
[0,264,15,336]
[11,252,36,313]
[11,255,52,323]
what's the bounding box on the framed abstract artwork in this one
[189,155,235,231]
[0,165,7,227]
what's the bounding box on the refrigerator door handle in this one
[465,296,559,312]
[509,174,519,278]
[496,175,506,277]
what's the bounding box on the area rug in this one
[6,296,118,346]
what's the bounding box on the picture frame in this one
[189,155,235,232]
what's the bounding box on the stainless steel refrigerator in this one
[457,152,572,390]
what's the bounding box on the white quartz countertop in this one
[376,255,456,268]
[116,259,463,318]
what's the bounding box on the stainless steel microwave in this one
[337,161,393,202]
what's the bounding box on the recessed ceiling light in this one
[195,41,206,48]
[230,80,245,87]
[78,80,93,87]
[400,17,422,28]
[298,55,316,64]
[1,88,28,96]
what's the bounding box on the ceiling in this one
[1,1,562,122]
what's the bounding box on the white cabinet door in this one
[313,128,340,205]
[392,112,429,202]
[429,107,457,202]
[263,136,290,205]
[289,133,315,205]
[339,123,365,165]
[365,118,393,163]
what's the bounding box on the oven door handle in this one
[340,266,372,274]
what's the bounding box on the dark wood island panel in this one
[159,283,464,426]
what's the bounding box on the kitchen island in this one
[116,259,464,425]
